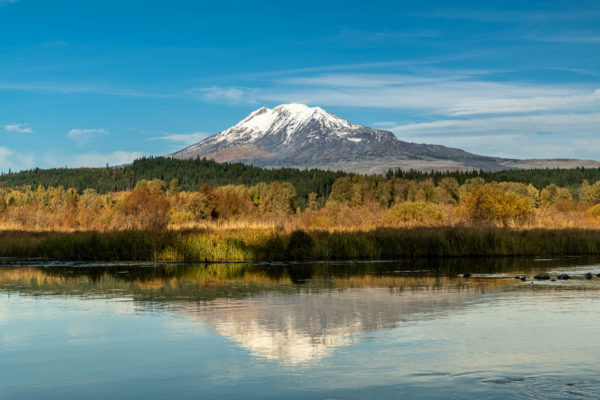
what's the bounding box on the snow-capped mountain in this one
[171,104,600,173]
[173,103,395,154]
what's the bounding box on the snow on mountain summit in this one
[214,103,362,145]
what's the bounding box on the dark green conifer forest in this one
[0,157,348,198]
[3,157,600,201]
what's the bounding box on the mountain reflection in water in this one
[2,258,600,399]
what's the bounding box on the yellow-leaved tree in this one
[460,184,533,226]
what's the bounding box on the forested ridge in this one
[3,156,600,199]
[0,157,348,198]
[388,167,600,192]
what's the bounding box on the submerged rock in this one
[557,274,571,280]
[533,273,550,280]
[584,273,593,280]
[462,273,472,278]
[514,276,521,280]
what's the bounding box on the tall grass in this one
[2,227,600,261]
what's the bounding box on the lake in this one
[2,257,600,399]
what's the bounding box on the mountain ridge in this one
[171,104,600,173]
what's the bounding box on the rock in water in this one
[533,273,550,280]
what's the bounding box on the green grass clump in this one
[2,227,600,262]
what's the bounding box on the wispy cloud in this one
[43,151,145,168]
[0,0,19,6]
[280,73,463,88]
[184,86,250,104]
[70,151,145,167]
[151,132,209,146]
[517,27,600,45]
[401,133,600,160]
[416,8,600,23]
[255,74,600,116]
[328,28,441,46]
[4,123,34,133]
[0,82,169,98]
[385,113,600,136]
[378,113,600,159]
[0,146,36,173]
[532,34,600,44]
[217,53,484,81]
[66,128,108,145]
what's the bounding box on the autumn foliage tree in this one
[112,182,170,230]
[2,171,600,232]
[460,184,532,226]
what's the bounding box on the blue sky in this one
[0,0,599,172]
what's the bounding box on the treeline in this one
[3,173,600,232]
[0,179,300,231]
[0,157,347,199]
[4,156,600,201]
[388,167,600,192]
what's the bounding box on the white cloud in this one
[388,113,600,136]
[4,123,34,133]
[185,86,250,104]
[67,128,107,137]
[0,0,19,5]
[0,82,167,98]
[384,113,600,159]
[417,8,600,23]
[151,132,208,146]
[257,74,600,116]
[403,133,600,160]
[281,73,455,88]
[44,151,145,168]
[66,128,108,145]
[0,147,36,173]
[533,35,600,44]
[71,151,144,167]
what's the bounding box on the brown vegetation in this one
[2,175,600,233]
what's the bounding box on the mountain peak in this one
[212,103,359,145]
[173,104,553,174]
[273,103,313,112]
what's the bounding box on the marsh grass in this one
[2,227,600,261]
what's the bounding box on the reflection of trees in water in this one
[287,264,315,284]
[1,256,598,301]
[2,257,600,365]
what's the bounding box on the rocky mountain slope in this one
[171,104,600,174]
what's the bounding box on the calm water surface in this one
[2,257,600,399]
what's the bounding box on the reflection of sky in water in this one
[178,290,486,365]
[2,258,600,399]
[2,285,600,399]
